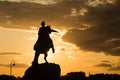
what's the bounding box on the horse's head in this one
[46,25,52,34]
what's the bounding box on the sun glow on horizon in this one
[0,26,120,76]
[0,26,76,76]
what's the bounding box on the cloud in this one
[95,63,120,71]
[0,1,47,29]
[0,63,29,68]
[101,60,110,63]
[109,59,120,71]
[0,0,120,56]
[94,60,112,68]
[2,0,60,5]
[62,1,120,56]
[94,63,112,67]
[0,52,22,55]
[0,64,10,67]
[95,59,120,71]
[0,0,86,30]
[109,66,120,71]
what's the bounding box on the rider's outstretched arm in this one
[51,29,58,33]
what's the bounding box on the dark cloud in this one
[0,63,29,68]
[62,1,120,56]
[95,63,120,71]
[0,1,51,29]
[94,63,112,67]
[101,60,110,63]
[0,0,120,56]
[95,59,120,71]
[0,0,85,29]
[0,64,9,67]
[0,52,22,55]
[109,66,120,71]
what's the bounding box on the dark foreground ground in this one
[0,72,120,80]
[0,63,120,80]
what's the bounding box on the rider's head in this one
[41,21,45,27]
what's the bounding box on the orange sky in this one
[0,26,119,77]
[0,0,120,77]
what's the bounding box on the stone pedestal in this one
[22,63,61,80]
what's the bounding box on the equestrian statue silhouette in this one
[32,21,58,65]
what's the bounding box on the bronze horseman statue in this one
[32,21,58,65]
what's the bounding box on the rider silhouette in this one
[32,21,58,64]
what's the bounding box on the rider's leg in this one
[44,52,48,63]
[32,51,40,65]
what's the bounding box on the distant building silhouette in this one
[59,72,86,80]
[1,71,120,80]
[59,72,120,80]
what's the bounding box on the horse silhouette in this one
[32,21,58,65]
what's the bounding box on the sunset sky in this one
[0,0,120,77]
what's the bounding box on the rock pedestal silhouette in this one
[22,63,61,80]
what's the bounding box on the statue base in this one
[22,63,61,80]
